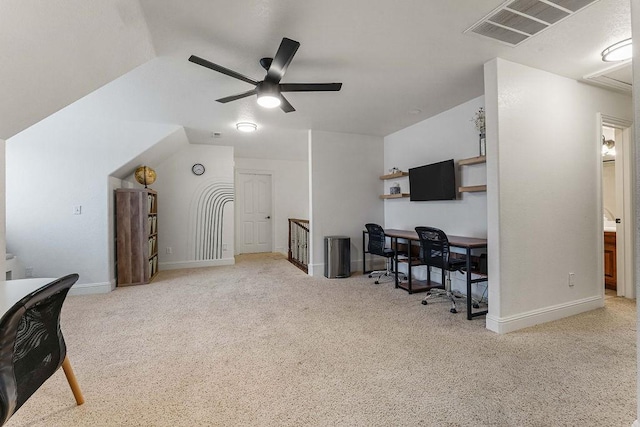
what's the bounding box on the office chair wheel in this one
[450,308,457,313]
[375,280,380,284]
[421,300,428,305]
[368,274,373,278]
[473,303,480,309]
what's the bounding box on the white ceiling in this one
[1,0,632,155]
[0,0,155,140]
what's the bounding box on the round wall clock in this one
[192,163,205,176]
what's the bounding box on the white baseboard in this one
[308,263,322,277]
[631,420,638,427]
[307,261,365,279]
[160,258,235,270]
[486,295,604,334]
[69,280,114,295]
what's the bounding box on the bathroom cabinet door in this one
[604,232,616,290]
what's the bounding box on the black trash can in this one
[324,236,351,278]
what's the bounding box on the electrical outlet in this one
[223,244,228,251]
[166,247,172,254]
[568,273,575,287]
[73,205,82,215]
[25,267,33,278]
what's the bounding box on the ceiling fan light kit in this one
[256,81,281,108]
[189,37,342,113]
[602,38,632,62]
[257,95,281,108]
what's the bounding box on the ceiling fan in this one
[188,37,342,113]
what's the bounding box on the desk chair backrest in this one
[365,223,388,257]
[415,226,454,270]
[0,274,79,426]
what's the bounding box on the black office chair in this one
[365,223,405,284]
[0,274,85,426]
[415,227,466,313]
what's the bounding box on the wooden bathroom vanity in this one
[604,231,616,290]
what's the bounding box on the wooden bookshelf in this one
[458,156,487,193]
[380,193,410,199]
[115,188,159,286]
[458,155,486,166]
[380,170,409,198]
[458,185,487,193]
[380,171,409,180]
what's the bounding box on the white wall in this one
[0,139,5,277]
[602,126,617,220]
[384,96,487,236]
[152,145,235,270]
[484,58,632,333]
[631,0,640,423]
[383,96,487,296]
[6,116,185,292]
[235,157,309,255]
[603,161,616,219]
[309,130,384,277]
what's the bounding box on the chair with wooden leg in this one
[0,274,84,426]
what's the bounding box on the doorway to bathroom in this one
[600,115,633,298]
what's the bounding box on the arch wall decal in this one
[190,181,234,260]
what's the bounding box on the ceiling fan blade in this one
[279,94,295,113]
[266,38,300,83]
[216,89,257,103]
[189,55,258,86]
[279,83,342,92]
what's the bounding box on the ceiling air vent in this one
[465,0,601,46]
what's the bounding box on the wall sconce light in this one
[602,136,616,157]
[236,122,257,132]
[602,38,632,62]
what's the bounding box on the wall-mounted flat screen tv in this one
[409,159,456,201]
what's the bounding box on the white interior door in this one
[601,116,634,299]
[614,126,633,298]
[237,173,272,254]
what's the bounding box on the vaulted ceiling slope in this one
[1,0,631,143]
[0,0,155,140]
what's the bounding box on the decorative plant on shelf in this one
[471,107,486,156]
[472,107,485,135]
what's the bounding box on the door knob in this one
[266,216,271,219]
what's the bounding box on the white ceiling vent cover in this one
[465,0,601,46]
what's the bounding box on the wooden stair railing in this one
[288,218,309,273]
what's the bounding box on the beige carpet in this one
[7,253,637,426]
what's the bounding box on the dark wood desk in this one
[383,229,488,320]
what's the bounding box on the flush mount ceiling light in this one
[236,122,257,132]
[602,38,632,62]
